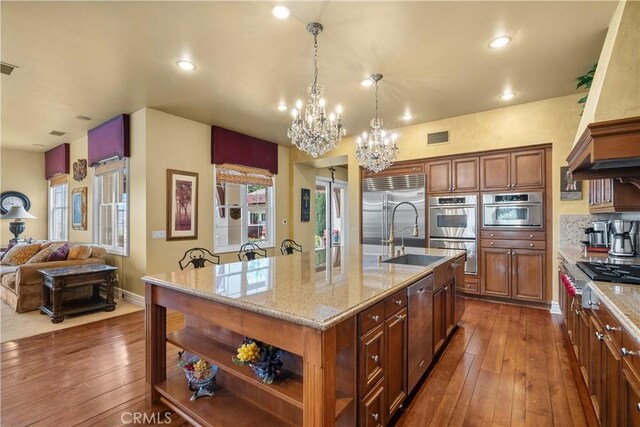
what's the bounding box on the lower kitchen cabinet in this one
[604,333,622,427]
[385,307,407,420]
[359,323,385,396]
[481,247,545,302]
[622,363,640,427]
[360,378,385,427]
[588,311,605,422]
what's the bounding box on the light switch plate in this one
[152,230,166,239]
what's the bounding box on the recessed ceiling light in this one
[74,115,92,121]
[176,60,196,71]
[31,144,45,147]
[489,36,511,49]
[499,92,516,101]
[402,113,413,121]
[272,5,290,19]
[49,130,66,136]
[360,78,374,87]
[276,103,288,111]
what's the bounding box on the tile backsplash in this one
[559,213,619,249]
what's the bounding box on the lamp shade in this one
[1,205,37,220]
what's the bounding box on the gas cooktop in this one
[577,261,640,285]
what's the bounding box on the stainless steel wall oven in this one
[482,192,543,228]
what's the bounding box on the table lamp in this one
[1,205,37,243]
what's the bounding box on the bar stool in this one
[280,239,302,255]
[237,243,267,261]
[179,248,220,270]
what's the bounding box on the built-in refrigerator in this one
[362,174,426,248]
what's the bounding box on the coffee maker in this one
[609,220,638,257]
[583,221,610,251]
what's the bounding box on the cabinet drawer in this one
[384,289,407,317]
[359,323,385,396]
[622,329,640,377]
[359,301,385,336]
[481,239,545,250]
[434,262,453,291]
[359,378,385,427]
[480,230,546,241]
[595,302,622,349]
[463,277,479,294]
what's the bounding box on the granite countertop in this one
[143,245,465,331]
[558,246,640,343]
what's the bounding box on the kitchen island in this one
[144,245,465,426]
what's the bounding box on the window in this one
[48,180,68,241]
[214,176,275,252]
[93,159,128,255]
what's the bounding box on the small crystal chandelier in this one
[356,74,398,173]
[288,23,345,158]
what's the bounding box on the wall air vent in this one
[0,62,18,76]
[426,130,450,146]
[49,130,66,136]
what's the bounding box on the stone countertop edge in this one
[558,246,640,343]
[142,254,459,331]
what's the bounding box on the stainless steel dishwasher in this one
[407,274,433,393]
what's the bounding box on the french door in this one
[315,178,347,250]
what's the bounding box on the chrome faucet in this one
[387,202,419,257]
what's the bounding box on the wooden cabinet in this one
[432,261,456,355]
[604,331,622,427]
[621,363,640,427]
[588,178,640,213]
[358,290,408,426]
[385,307,407,420]
[360,379,385,427]
[426,157,478,193]
[481,243,544,302]
[432,286,446,354]
[588,311,605,422]
[480,149,544,191]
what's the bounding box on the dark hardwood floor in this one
[0,300,595,426]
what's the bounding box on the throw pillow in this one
[68,244,92,260]
[0,243,42,266]
[47,243,69,262]
[0,240,17,260]
[26,243,64,264]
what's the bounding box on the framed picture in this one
[167,169,198,240]
[71,187,87,230]
[560,166,582,201]
[301,188,310,222]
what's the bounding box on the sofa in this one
[0,242,107,313]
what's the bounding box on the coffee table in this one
[39,264,117,323]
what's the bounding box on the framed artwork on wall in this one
[560,166,582,200]
[72,187,87,230]
[167,169,198,240]
[301,188,310,222]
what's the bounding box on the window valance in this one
[88,114,130,166]
[44,143,69,179]
[211,126,278,174]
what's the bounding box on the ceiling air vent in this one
[49,130,66,136]
[0,62,18,76]
[426,130,450,146]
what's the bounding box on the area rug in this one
[0,298,143,343]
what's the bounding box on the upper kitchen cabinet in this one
[480,149,545,191]
[567,117,640,181]
[588,178,640,212]
[426,157,478,194]
[362,161,424,178]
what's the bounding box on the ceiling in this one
[1,1,617,152]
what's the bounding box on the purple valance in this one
[211,126,278,174]
[88,114,130,166]
[44,143,69,179]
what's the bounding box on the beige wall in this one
[0,148,48,243]
[291,93,589,302]
[68,136,93,243]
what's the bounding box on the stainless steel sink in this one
[382,254,444,266]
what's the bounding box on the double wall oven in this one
[428,195,477,275]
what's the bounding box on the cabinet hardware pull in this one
[490,242,494,246]
[529,234,534,238]
[529,243,534,247]
[605,324,621,332]
[371,413,380,421]
[396,314,403,321]
[393,299,402,305]
[490,233,494,237]
[419,360,425,367]
[595,331,604,341]
[444,286,448,291]
[370,355,379,363]
[621,347,639,357]
[418,287,425,293]
[452,187,456,191]
[637,402,640,412]
[371,315,380,322]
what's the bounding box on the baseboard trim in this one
[115,286,145,308]
[550,301,561,315]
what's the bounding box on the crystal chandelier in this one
[356,74,398,173]
[288,23,345,158]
